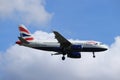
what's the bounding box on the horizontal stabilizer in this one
[18,37,29,44]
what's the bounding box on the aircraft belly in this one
[32,46,61,52]
[31,46,106,52]
[81,47,106,52]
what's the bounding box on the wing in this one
[53,31,72,47]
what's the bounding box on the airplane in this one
[16,25,108,60]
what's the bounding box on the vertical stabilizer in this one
[19,24,34,42]
[16,25,34,45]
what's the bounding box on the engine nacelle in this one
[67,52,81,58]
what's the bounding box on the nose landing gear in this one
[93,52,95,58]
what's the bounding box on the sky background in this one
[1,0,120,51]
[0,0,120,80]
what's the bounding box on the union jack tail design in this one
[19,24,34,41]
[16,25,34,45]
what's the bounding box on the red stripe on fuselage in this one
[19,26,30,34]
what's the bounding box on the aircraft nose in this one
[100,45,108,51]
[102,45,108,51]
[103,47,108,51]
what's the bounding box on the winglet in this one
[53,31,59,38]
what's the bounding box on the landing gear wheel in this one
[62,56,65,60]
[93,55,95,58]
[93,52,95,58]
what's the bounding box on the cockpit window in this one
[96,42,103,45]
[95,43,98,45]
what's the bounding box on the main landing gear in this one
[51,52,66,60]
[62,55,65,60]
[93,52,95,58]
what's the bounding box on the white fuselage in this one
[21,40,108,52]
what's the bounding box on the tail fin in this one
[19,24,34,42]
[16,25,34,45]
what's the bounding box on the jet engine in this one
[67,52,81,58]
